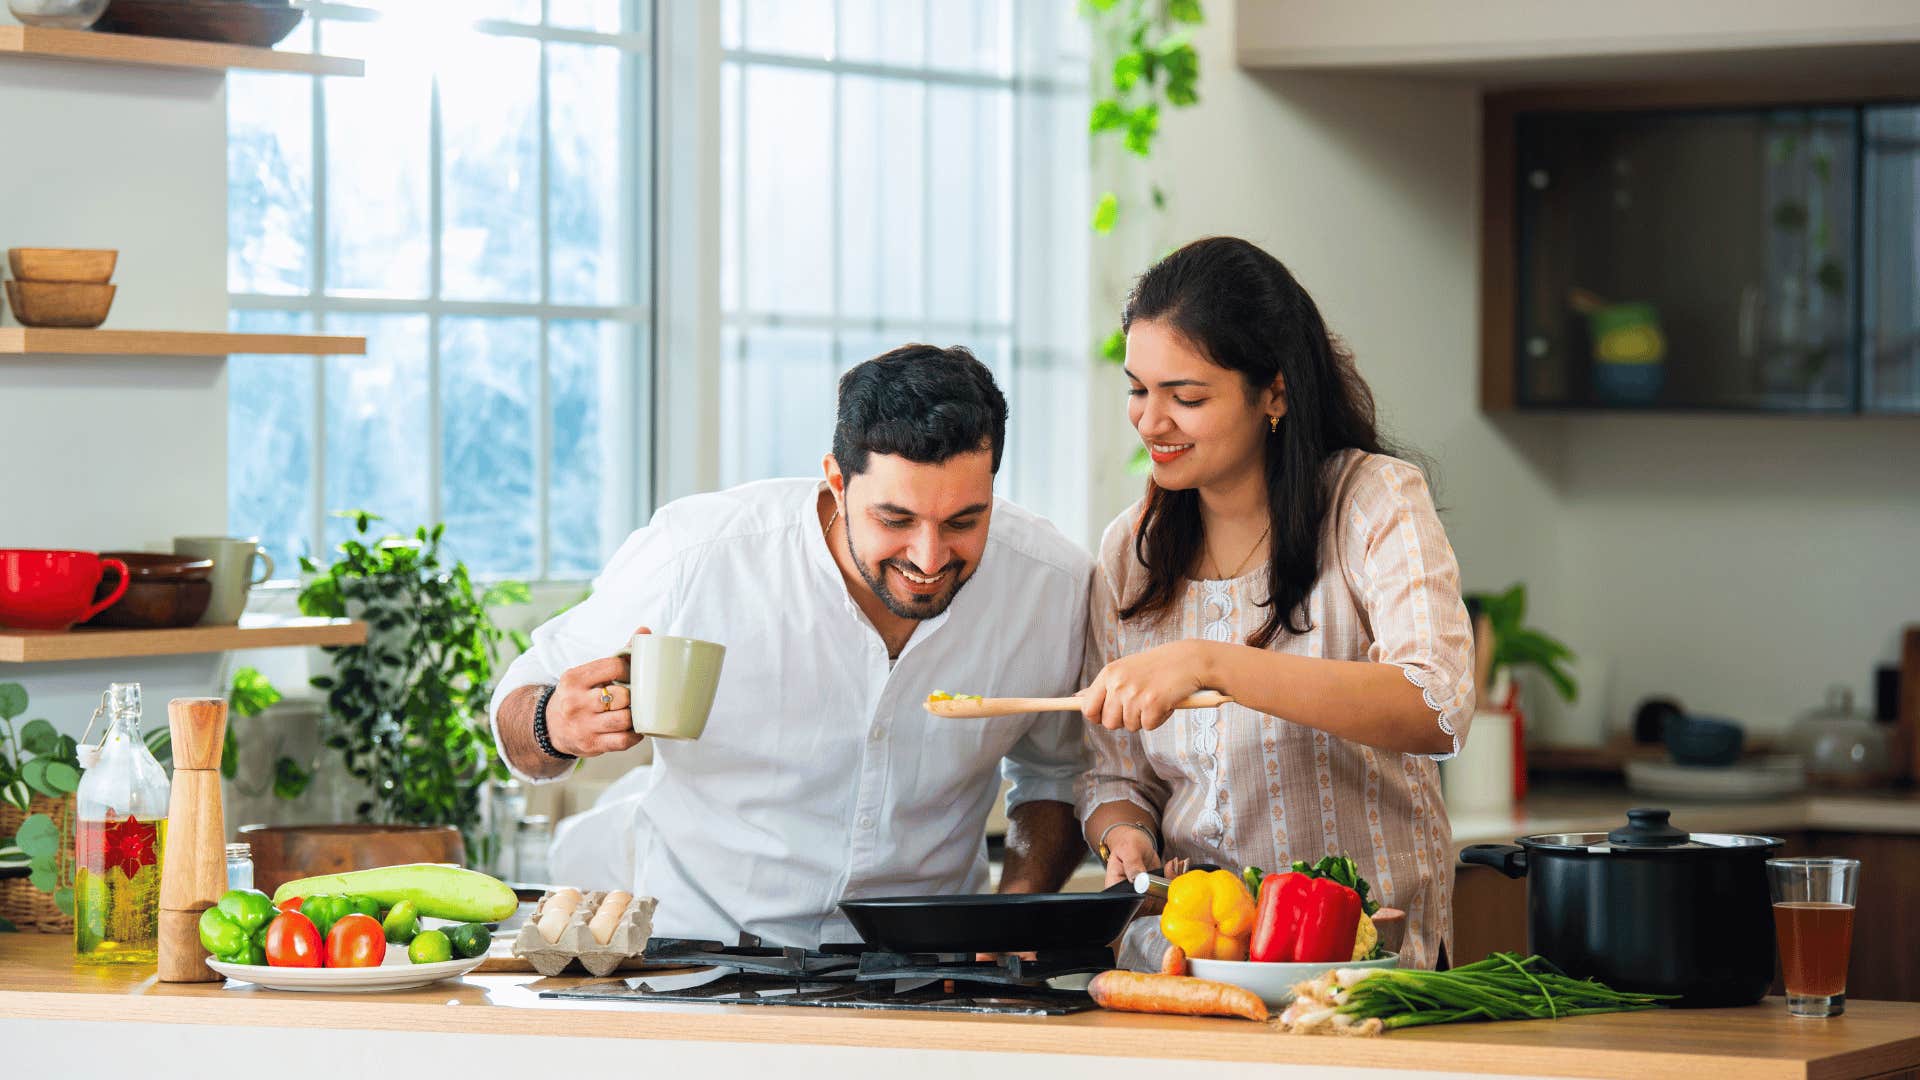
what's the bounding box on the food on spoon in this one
[271,863,517,923]
[537,887,583,943]
[589,890,632,945]
[924,690,984,703]
[1088,970,1268,1022]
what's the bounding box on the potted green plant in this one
[0,681,82,930]
[284,512,528,878]
[1467,583,1578,705]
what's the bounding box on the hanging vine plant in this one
[1081,0,1204,472]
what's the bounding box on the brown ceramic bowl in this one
[4,281,115,328]
[95,0,305,47]
[239,824,467,900]
[81,552,215,628]
[7,248,117,284]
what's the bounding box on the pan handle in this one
[1459,843,1529,878]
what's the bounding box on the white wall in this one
[1116,6,1920,739]
[0,33,236,740]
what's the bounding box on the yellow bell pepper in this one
[1159,869,1256,962]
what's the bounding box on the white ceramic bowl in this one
[1187,951,1400,1007]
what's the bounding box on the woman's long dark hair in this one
[1117,236,1400,649]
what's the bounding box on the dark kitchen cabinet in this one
[1483,80,1920,415]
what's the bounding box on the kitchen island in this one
[3,936,1917,1080]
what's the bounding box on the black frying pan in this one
[838,885,1144,954]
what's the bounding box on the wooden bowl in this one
[80,552,217,628]
[7,248,116,284]
[239,823,467,899]
[4,280,115,328]
[95,0,305,47]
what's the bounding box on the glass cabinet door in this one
[1864,105,1920,413]
[1516,108,1857,411]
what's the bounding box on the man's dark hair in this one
[831,344,1008,477]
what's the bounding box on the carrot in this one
[1159,944,1188,976]
[1088,970,1269,1022]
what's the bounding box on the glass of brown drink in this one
[1766,857,1860,1018]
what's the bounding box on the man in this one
[489,344,1092,947]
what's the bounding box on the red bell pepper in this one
[1250,872,1311,962]
[1292,876,1363,963]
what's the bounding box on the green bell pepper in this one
[216,889,277,934]
[381,900,419,944]
[197,905,249,961]
[345,894,381,920]
[302,894,349,939]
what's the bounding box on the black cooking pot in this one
[1460,807,1782,1007]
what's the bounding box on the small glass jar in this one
[514,815,552,886]
[226,842,254,891]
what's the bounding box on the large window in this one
[718,0,1090,539]
[227,1,651,580]
[229,1,1091,583]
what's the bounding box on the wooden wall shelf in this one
[0,25,362,77]
[0,328,366,357]
[0,616,366,663]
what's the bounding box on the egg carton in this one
[510,889,657,976]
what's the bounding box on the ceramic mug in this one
[614,633,726,740]
[172,536,275,625]
[0,549,129,630]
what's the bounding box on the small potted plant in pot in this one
[0,681,83,931]
[241,512,528,897]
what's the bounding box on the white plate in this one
[206,950,486,992]
[1625,755,1806,802]
[1188,951,1400,1007]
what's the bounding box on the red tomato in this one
[263,911,322,968]
[324,913,387,969]
[278,895,304,914]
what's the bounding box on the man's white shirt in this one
[489,478,1092,947]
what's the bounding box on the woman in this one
[1077,236,1474,969]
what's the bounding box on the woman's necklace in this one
[1208,523,1271,581]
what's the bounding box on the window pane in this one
[839,76,925,322]
[228,308,316,577]
[742,66,833,316]
[720,327,834,485]
[441,31,540,302]
[323,314,430,549]
[927,86,1010,323]
[228,69,313,296]
[1865,105,1920,412]
[359,0,537,22]
[839,0,924,67]
[550,43,626,306]
[742,0,832,58]
[721,61,741,314]
[928,0,1008,76]
[324,20,431,298]
[550,320,624,577]
[440,317,537,576]
[548,0,624,33]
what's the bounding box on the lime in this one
[407,928,453,964]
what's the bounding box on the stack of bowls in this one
[4,248,118,328]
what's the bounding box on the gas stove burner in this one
[854,947,1114,985]
[640,935,864,977]
[542,968,1097,1015]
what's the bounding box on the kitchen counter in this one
[1449,785,1920,849]
[4,936,1919,1080]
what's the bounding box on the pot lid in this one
[1517,807,1782,852]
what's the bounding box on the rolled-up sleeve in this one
[1348,460,1477,760]
[488,516,681,784]
[1074,558,1172,826]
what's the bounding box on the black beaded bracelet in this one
[531,684,574,761]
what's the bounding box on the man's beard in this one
[845,517,970,620]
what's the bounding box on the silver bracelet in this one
[1094,820,1159,862]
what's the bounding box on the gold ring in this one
[598,686,614,711]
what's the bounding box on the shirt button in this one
[869,727,884,743]
[858,815,874,829]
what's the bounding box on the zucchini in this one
[271,863,516,923]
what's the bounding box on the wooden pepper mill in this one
[158,697,229,982]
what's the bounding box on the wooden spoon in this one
[923,691,1232,719]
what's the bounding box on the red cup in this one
[0,550,132,631]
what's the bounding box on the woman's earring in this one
[1268,415,1280,434]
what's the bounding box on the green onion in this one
[1280,953,1677,1036]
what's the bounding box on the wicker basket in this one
[0,791,76,933]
